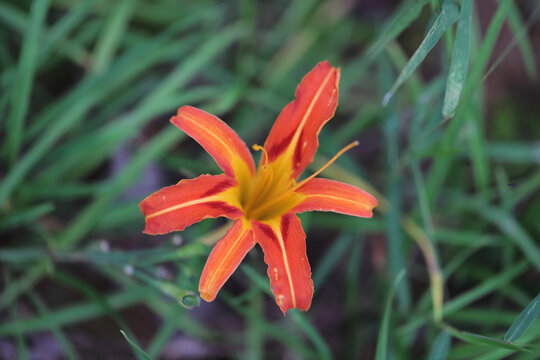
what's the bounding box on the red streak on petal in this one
[201,180,237,197]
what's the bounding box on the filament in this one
[294,140,359,189]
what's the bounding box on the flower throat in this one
[240,141,359,221]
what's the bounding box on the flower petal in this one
[199,220,255,302]
[264,61,340,179]
[171,106,255,182]
[292,178,377,217]
[252,214,313,314]
[140,174,242,235]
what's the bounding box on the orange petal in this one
[171,106,255,182]
[199,220,255,302]
[264,61,340,179]
[292,178,377,217]
[139,174,242,235]
[252,214,313,314]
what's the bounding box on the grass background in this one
[1,0,540,359]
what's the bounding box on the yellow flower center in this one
[241,146,303,221]
[224,141,360,222]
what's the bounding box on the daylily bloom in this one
[140,61,377,314]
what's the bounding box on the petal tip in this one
[176,105,194,116]
[278,303,311,316]
[199,290,216,303]
[171,105,196,127]
[369,194,379,209]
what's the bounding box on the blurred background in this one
[1,0,540,359]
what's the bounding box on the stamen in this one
[295,140,359,189]
[246,165,274,213]
[252,144,269,167]
[247,141,360,220]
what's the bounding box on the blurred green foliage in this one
[1,0,540,359]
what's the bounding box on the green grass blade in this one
[266,0,319,48]
[503,0,538,79]
[312,233,352,291]
[366,0,430,59]
[467,106,490,193]
[0,203,54,231]
[132,269,199,309]
[57,128,182,249]
[4,0,50,163]
[92,0,135,73]
[40,0,94,61]
[146,311,179,359]
[9,300,29,360]
[27,292,79,360]
[344,239,363,358]
[443,261,528,316]
[0,285,153,336]
[56,26,244,249]
[221,290,318,358]
[244,291,264,360]
[442,0,472,118]
[52,270,139,339]
[426,0,512,201]
[443,324,530,352]
[288,311,332,360]
[380,52,411,310]
[487,142,540,164]
[0,263,46,309]
[37,88,211,184]
[511,170,540,208]
[428,331,451,360]
[0,3,26,32]
[504,294,540,343]
[120,330,153,360]
[241,264,332,359]
[382,1,459,105]
[459,0,512,97]
[375,270,406,360]
[475,205,540,270]
[0,19,204,206]
[0,248,46,263]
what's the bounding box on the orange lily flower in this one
[139,61,377,314]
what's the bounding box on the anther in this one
[252,144,269,167]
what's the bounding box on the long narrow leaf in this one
[503,0,538,79]
[92,0,135,73]
[367,0,430,59]
[375,270,406,360]
[442,0,472,118]
[443,324,530,352]
[504,294,540,342]
[475,205,540,270]
[428,331,451,360]
[383,1,459,105]
[4,0,50,163]
[426,0,512,200]
[120,330,153,360]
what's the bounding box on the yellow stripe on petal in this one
[199,219,255,302]
[293,178,377,218]
[252,214,313,314]
[139,174,243,235]
[172,106,255,183]
[264,61,340,179]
